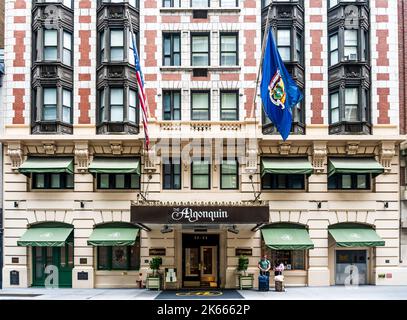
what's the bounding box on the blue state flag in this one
[260,29,304,141]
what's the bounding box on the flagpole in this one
[252,2,273,117]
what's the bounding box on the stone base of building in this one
[72,267,94,289]
[308,267,330,286]
[2,266,28,288]
[375,267,407,285]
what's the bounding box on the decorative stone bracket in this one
[346,142,360,155]
[312,142,327,174]
[42,141,56,155]
[7,142,23,171]
[279,142,291,155]
[380,142,396,174]
[75,142,89,173]
[110,142,123,155]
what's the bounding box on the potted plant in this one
[147,257,162,290]
[237,255,253,289]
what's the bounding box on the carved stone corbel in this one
[346,142,360,155]
[42,141,56,155]
[312,142,327,174]
[110,142,123,155]
[75,141,89,173]
[380,142,396,173]
[279,142,291,155]
[7,142,23,171]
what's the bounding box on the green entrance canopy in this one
[328,158,384,177]
[18,157,74,175]
[261,225,314,250]
[329,225,385,247]
[88,158,140,174]
[17,227,73,247]
[261,158,313,177]
[87,228,140,246]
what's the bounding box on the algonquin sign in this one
[131,205,270,224]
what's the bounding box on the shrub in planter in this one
[237,255,249,276]
[149,257,163,277]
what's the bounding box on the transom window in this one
[220,33,238,66]
[163,33,181,66]
[163,90,181,120]
[191,159,211,189]
[191,91,210,120]
[328,173,370,190]
[191,34,210,66]
[32,173,74,190]
[97,173,140,189]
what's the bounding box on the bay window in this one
[62,89,72,124]
[44,30,58,61]
[43,88,57,121]
[110,29,124,61]
[276,29,291,61]
[63,31,72,66]
[110,88,124,122]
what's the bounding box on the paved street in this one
[0,286,406,300]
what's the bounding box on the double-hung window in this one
[163,0,180,7]
[220,159,238,189]
[191,0,209,7]
[43,88,57,121]
[97,173,140,189]
[328,174,370,190]
[220,91,238,120]
[276,29,291,61]
[191,91,210,120]
[32,173,74,190]
[163,33,181,66]
[163,90,181,120]
[344,88,359,122]
[329,34,339,66]
[62,89,72,124]
[191,34,210,66]
[129,89,138,123]
[44,29,58,61]
[192,159,210,189]
[163,159,182,189]
[110,29,124,61]
[344,30,358,61]
[220,33,238,66]
[63,31,72,66]
[110,88,124,122]
[220,0,237,7]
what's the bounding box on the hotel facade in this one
[1,0,407,289]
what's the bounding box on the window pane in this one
[221,52,237,66]
[222,161,237,174]
[222,175,237,189]
[112,246,128,269]
[192,93,209,109]
[345,105,358,121]
[51,174,61,188]
[63,32,72,50]
[130,174,140,189]
[221,35,237,51]
[100,174,109,189]
[193,161,210,174]
[221,0,236,6]
[43,106,57,120]
[330,50,339,65]
[357,175,367,189]
[191,0,207,7]
[221,93,237,109]
[278,47,290,61]
[344,30,358,46]
[129,243,140,270]
[44,88,57,104]
[330,93,339,123]
[330,34,338,50]
[111,30,124,46]
[35,174,45,188]
[192,53,208,66]
[44,30,57,46]
[63,89,71,107]
[342,175,352,189]
[192,36,208,51]
[277,29,290,46]
[115,174,125,188]
[63,106,71,123]
[111,88,124,104]
[97,247,109,270]
[111,105,124,121]
[345,88,358,104]
[192,175,209,189]
[111,48,124,61]
[66,174,74,188]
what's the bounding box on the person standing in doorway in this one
[258,254,271,276]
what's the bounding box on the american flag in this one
[131,31,150,150]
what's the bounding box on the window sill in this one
[29,189,74,192]
[160,7,241,13]
[160,66,241,72]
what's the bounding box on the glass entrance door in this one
[335,250,368,285]
[200,246,217,287]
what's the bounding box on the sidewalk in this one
[0,286,406,300]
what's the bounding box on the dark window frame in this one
[220,158,239,190]
[261,173,306,190]
[163,32,181,66]
[328,173,371,190]
[163,90,181,120]
[163,159,182,190]
[32,173,74,190]
[220,90,239,121]
[163,0,180,7]
[220,32,238,66]
[220,0,238,7]
[191,90,211,121]
[190,0,210,7]
[97,242,141,271]
[191,159,211,190]
[96,173,141,190]
[191,33,210,67]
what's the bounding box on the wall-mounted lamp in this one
[227,225,239,234]
[384,202,389,209]
[14,201,19,208]
[160,225,173,234]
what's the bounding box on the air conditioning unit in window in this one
[345,54,357,61]
[193,10,208,19]
[193,68,208,77]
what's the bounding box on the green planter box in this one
[239,275,254,290]
[146,276,161,290]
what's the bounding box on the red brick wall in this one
[399,0,407,134]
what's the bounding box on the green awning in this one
[19,157,74,175]
[88,228,140,246]
[329,225,385,247]
[328,158,384,177]
[88,158,140,174]
[261,225,314,250]
[261,158,313,177]
[17,227,73,247]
